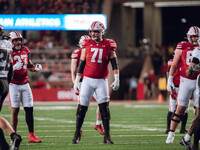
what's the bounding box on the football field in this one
[1,101,194,150]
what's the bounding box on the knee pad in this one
[171,113,183,123]
[99,102,110,120]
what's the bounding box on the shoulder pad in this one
[106,38,117,51]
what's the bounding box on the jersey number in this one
[186,51,193,65]
[14,55,27,69]
[91,48,103,63]
[0,49,11,71]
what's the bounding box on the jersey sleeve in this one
[81,39,88,49]
[71,49,80,59]
[108,39,117,51]
[175,42,186,50]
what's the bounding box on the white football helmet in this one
[187,26,200,45]
[8,31,23,50]
[89,21,105,40]
[78,35,90,48]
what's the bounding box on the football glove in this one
[35,64,42,71]
[13,62,23,71]
[111,74,120,91]
[167,75,175,92]
[170,88,177,100]
[73,75,81,95]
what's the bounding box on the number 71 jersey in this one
[82,38,117,79]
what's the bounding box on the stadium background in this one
[1,0,200,102]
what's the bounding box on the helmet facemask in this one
[8,31,23,50]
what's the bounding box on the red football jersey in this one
[71,48,81,67]
[176,41,199,79]
[167,59,181,86]
[11,46,30,84]
[82,38,117,78]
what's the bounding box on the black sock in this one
[24,107,34,132]
[167,112,173,131]
[99,102,111,137]
[181,113,188,130]
[76,105,88,133]
[0,128,9,149]
[193,121,200,146]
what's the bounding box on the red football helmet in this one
[187,26,200,45]
[8,31,23,50]
[78,35,90,48]
[89,21,105,40]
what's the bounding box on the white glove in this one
[111,74,120,91]
[73,75,81,95]
[13,62,23,71]
[167,75,175,92]
[35,64,42,71]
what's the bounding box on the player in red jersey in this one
[8,31,42,143]
[166,26,200,145]
[71,35,105,135]
[0,25,22,150]
[165,59,190,134]
[72,21,120,144]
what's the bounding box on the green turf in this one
[1,102,195,150]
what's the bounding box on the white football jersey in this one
[0,40,12,77]
[192,47,200,62]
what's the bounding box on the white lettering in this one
[0,18,14,26]
[57,90,76,100]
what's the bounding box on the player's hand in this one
[13,62,23,71]
[35,64,42,71]
[73,75,81,95]
[170,89,177,99]
[111,74,120,91]
[167,75,175,92]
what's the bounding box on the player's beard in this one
[14,45,22,50]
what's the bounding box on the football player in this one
[0,25,22,150]
[166,26,200,144]
[72,21,120,144]
[165,59,189,134]
[180,37,200,150]
[8,31,42,143]
[71,35,105,135]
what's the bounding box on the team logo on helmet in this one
[78,35,90,48]
[187,26,200,45]
[8,31,23,50]
[88,21,105,40]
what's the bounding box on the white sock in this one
[96,120,101,125]
[184,133,191,142]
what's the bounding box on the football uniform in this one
[0,40,12,111]
[80,38,117,106]
[176,41,199,108]
[9,46,33,108]
[71,48,98,103]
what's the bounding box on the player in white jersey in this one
[180,39,200,150]
[0,25,22,150]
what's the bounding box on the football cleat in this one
[180,138,192,150]
[166,131,175,143]
[94,124,105,135]
[72,131,81,144]
[180,129,188,134]
[29,135,42,143]
[103,136,114,144]
[11,133,22,150]
[165,129,169,134]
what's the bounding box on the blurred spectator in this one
[148,69,156,98]
[161,60,168,75]
[128,76,137,100]
[158,74,167,101]
[143,72,152,99]
[48,71,60,82]
[35,76,46,88]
